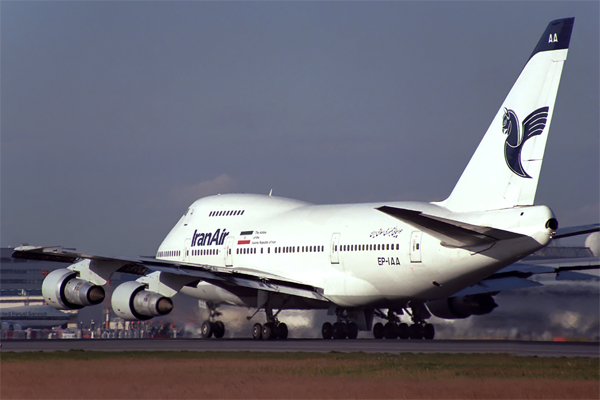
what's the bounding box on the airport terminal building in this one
[0,247,64,307]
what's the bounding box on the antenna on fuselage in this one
[269,189,273,197]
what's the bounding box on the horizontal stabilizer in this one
[376,206,524,248]
[552,223,600,239]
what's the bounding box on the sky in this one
[2,1,599,257]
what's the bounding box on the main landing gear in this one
[321,321,359,339]
[372,309,435,340]
[200,302,226,339]
[251,321,288,340]
[250,297,289,340]
[321,308,359,339]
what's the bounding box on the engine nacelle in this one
[426,294,498,319]
[111,281,174,321]
[42,269,106,310]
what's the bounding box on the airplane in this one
[1,305,72,331]
[12,17,600,341]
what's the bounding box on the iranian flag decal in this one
[238,231,253,245]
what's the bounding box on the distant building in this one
[0,247,67,308]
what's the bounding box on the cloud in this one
[169,174,238,208]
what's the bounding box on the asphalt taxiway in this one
[1,339,598,357]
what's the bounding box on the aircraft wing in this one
[452,257,599,297]
[11,246,329,302]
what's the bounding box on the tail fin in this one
[441,18,574,213]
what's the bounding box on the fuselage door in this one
[330,233,341,264]
[410,231,422,263]
[183,239,191,262]
[224,236,235,267]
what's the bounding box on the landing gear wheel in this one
[201,321,213,339]
[384,322,398,339]
[346,322,359,339]
[252,323,263,340]
[322,322,333,339]
[423,323,435,340]
[332,322,346,339]
[213,321,225,339]
[409,324,424,340]
[398,323,409,340]
[277,323,288,340]
[373,322,384,339]
[262,322,277,340]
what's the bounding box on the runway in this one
[2,338,598,357]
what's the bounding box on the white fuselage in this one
[156,194,554,309]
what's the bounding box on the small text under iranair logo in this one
[502,106,549,178]
[191,228,229,247]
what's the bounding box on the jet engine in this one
[42,269,105,310]
[426,294,497,319]
[111,281,174,321]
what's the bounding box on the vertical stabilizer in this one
[441,18,574,213]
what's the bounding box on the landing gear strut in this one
[200,302,226,339]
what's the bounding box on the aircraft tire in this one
[384,322,398,339]
[213,321,225,339]
[409,324,424,340]
[346,322,358,339]
[373,322,384,339]
[252,323,263,340]
[277,323,288,340]
[262,322,276,340]
[201,320,213,339]
[423,323,435,340]
[321,322,332,339]
[398,323,410,340]
[332,322,346,339]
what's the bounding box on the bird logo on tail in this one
[502,106,549,178]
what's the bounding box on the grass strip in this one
[2,350,598,381]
